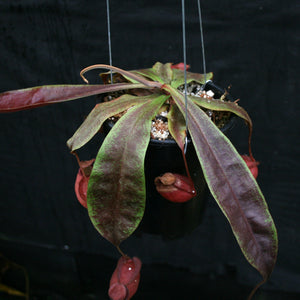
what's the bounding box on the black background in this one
[0,0,299,299]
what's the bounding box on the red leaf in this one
[165,84,278,286]
[0,83,147,113]
[108,256,142,300]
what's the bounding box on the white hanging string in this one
[181,0,189,154]
[197,0,207,83]
[182,0,208,154]
[105,0,206,152]
[106,0,113,83]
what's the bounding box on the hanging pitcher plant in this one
[0,62,277,299]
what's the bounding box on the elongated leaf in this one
[0,83,148,113]
[133,68,164,84]
[190,94,252,129]
[67,93,163,151]
[80,64,162,88]
[100,71,139,85]
[87,95,169,246]
[168,103,186,150]
[171,70,213,88]
[165,85,278,281]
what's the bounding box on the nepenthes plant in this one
[0,62,277,299]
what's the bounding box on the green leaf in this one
[168,103,186,150]
[133,68,163,83]
[87,94,169,246]
[131,62,172,84]
[67,93,163,151]
[152,62,173,84]
[165,84,278,282]
[0,83,148,113]
[189,94,252,129]
[190,94,254,155]
[171,69,213,88]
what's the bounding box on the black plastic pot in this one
[138,81,236,239]
[139,138,208,239]
[105,81,236,239]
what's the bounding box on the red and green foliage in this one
[0,62,277,298]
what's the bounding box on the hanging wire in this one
[106,0,113,83]
[197,0,207,85]
[181,0,189,154]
